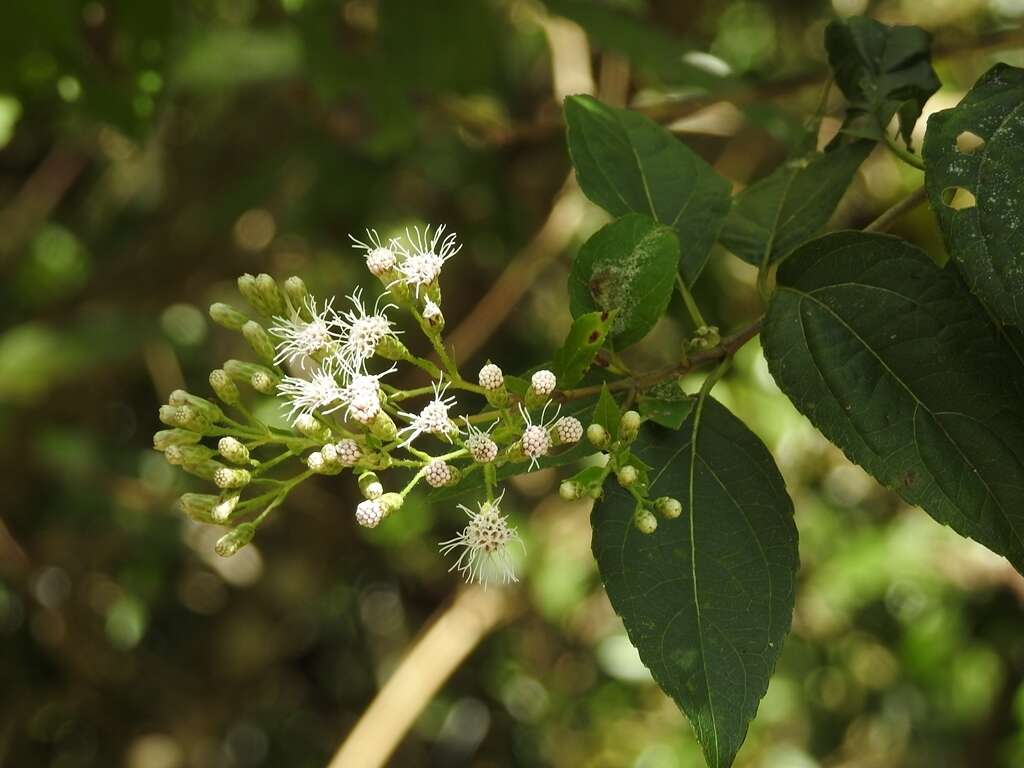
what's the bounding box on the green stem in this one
[675,274,707,328]
[883,132,925,171]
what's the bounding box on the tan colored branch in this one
[328,586,519,768]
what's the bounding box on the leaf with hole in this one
[720,140,873,267]
[824,16,939,146]
[592,397,798,768]
[923,64,1024,329]
[552,310,616,387]
[569,214,680,348]
[565,95,731,284]
[763,230,1024,575]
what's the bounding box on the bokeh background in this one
[3,1,1024,766]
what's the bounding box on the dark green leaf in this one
[825,17,939,146]
[923,64,1024,329]
[720,140,873,267]
[763,230,1024,574]
[568,215,680,348]
[638,393,693,430]
[592,398,798,768]
[552,310,616,387]
[564,95,731,284]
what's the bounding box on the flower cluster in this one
[155,224,680,587]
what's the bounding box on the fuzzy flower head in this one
[393,224,461,297]
[335,287,399,372]
[530,369,557,397]
[553,415,583,445]
[341,365,395,424]
[350,229,398,277]
[269,296,340,369]
[277,363,346,422]
[478,362,504,391]
[439,494,523,587]
[463,418,498,464]
[518,402,560,469]
[397,379,460,447]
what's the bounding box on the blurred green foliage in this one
[2,0,1024,767]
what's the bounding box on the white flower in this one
[530,369,557,397]
[463,418,498,463]
[350,228,398,277]
[269,296,340,369]
[340,365,395,424]
[393,224,461,296]
[439,494,523,587]
[478,362,503,390]
[397,379,460,447]
[553,415,583,445]
[356,499,385,528]
[424,460,454,488]
[335,287,399,372]
[518,402,560,469]
[277,363,346,422]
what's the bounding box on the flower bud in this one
[218,437,250,465]
[336,439,362,466]
[367,411,397,441]
[224,359,268,382]
[251,370,278,394]
[375,334,409,361]
[209,302,249,331]
[355,499,384,528]
[358,471,383,499]
[422,299,444,331]
[209,369,242,407]
[284,276,309,313]
[238,273,272,316]
[619,410,641,442]
[242,321,276,364]
[378,492,403,515]
[530,369,557,397]
[634,509,658,534]
[170,391,224,424]
[153,429,202,451]
[559,480,583,501]
[255,273,286,316]
[159,404,210,432]
[214,467,251,489]
[655,496,683,519]
[165,443,216,468]
[215,523,256,557]
[688,325,721,351]
[586,423,610,449]
[424,460,454,488]
[552,416,583,445]
[178,494,219,524]
[212,492,240,523]
[182,458,226,481]
[294,413,332,442]
[616,465,638,487]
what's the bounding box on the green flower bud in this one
[307,450,342,475]
[209,302,249,331]
[165,444,216,468]
[559,480,583,501]
[367,411,397,441]
[251,370,278,394]
[283,276,309,313]
[238,274,271,316]
[616,465,638,487]
[655,496,683,519]
[215,523,256,557]
[586,423,610,449]
[209,369,242,406]
[620,410,641,442]
[212,492,240,523]
[159,404,209,432]
[224,359,265,382]
[358,471,383,499]
[214,467,251,489]
[294,413,332,442]
[183,458,226,481]
[153,429,202,451]
[255,273,286,316]
[178,493,219,524]
[378,492,404,515]
[242,321,277,364]
[688,325,721,351]
[634,509,658,534]
[218,436,250,465]
[375,334,409,361]
[170,391,224,425]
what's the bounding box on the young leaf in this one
[564,95,731,284]
[763,230,1024,575]
[923,64,1024,329]
[592,384,621,439]
[825,17,939,146]
[568,214,679,348]
[552,310,616,387]
[719,140,873,267]
[592,397,798,768]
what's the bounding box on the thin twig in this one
[864,187,928,233]
[328,587,520,768]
